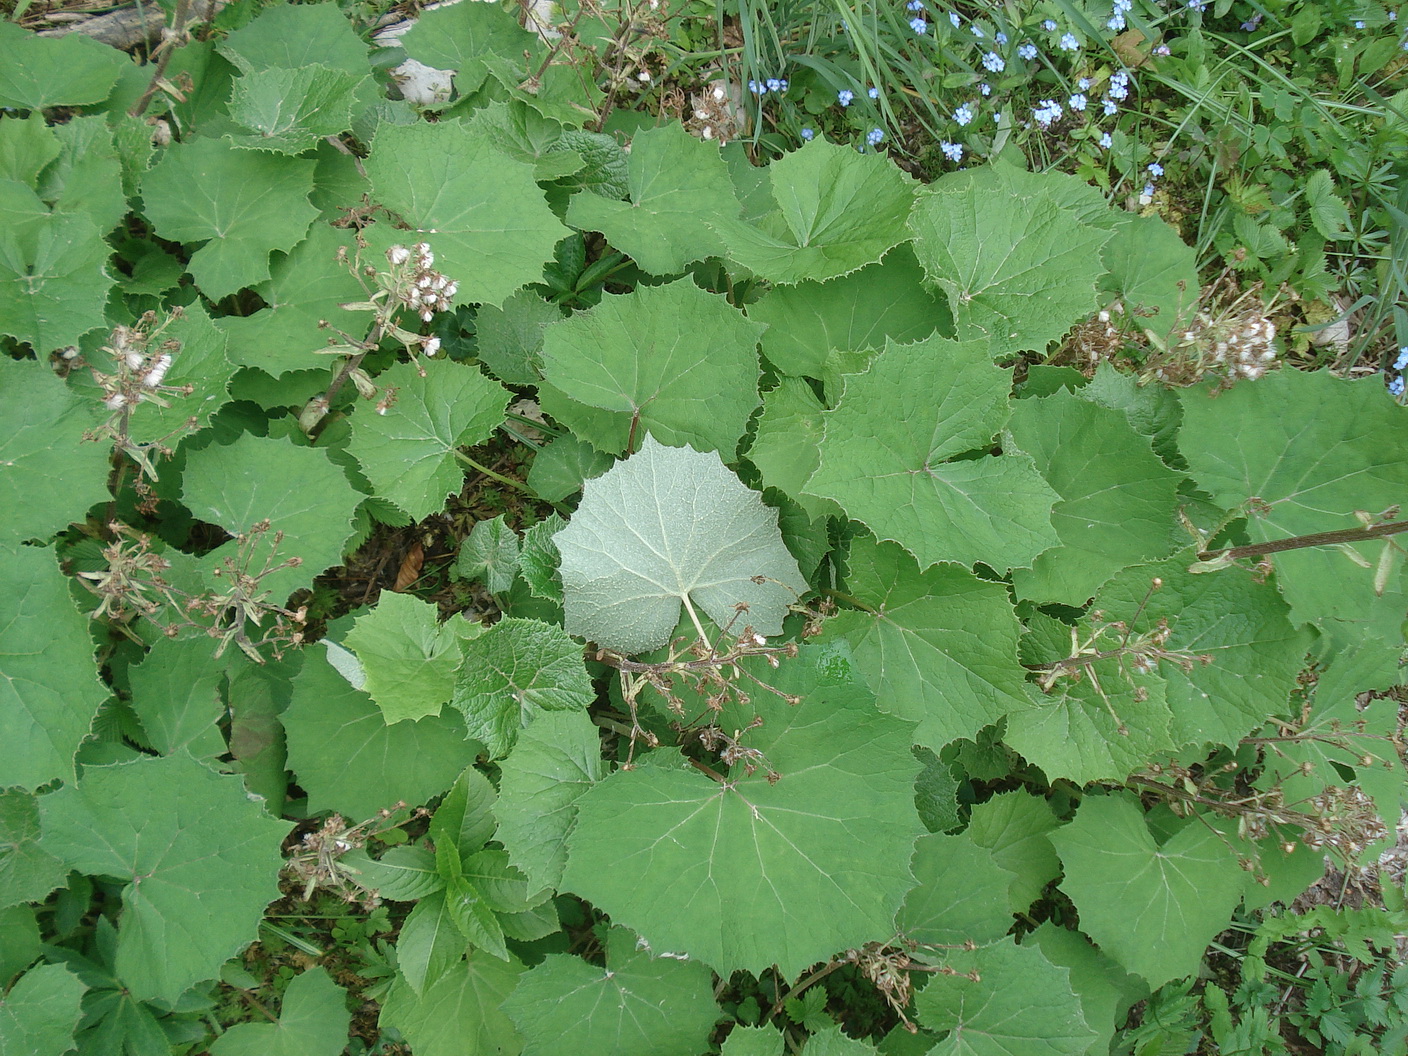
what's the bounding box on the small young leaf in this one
[429,766,498,862]
[393,891,469,997]
[455,516,521,595]
[554,437,806,655]
[341,845,443,902]
[450,618,594,758]
[344,593,461,724]
[1304,169,1352,240]
[518,514,567,604]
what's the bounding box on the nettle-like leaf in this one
[217,222,365,378]
[553,437,806,655]
[284,646,481,820]
[1008,390,1183,605]
[140,137,318,300]
[807,334,1059,570]
[898,833,1019,947]
[0,791,65,909]
[1180,371,1408,637]
[826,535,1032,749]
[562,647,922,978]
[450,618,594,759]
[0,963,86,1056]
[38,753,291,1004]
[495,710,602,891]
[1049,794,1246,988]
[1,359,111,544]
[0,22,129,109]
[748,244,950,381]
[0,210,113,354]
[347,359,509,522]
[909,170,1114,358]
[1,542,106,792]
[226,65,361,154]
[538,279,765,456]
[713,136,917,284]
[566,122,739,275]
[343,592,462,724]
[181,434,361,603]
[365,121,569,308]
[209,967,349,1056]
[504,927,720,1056]
[914,940,1097,1056]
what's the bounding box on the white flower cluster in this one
[1181,311,1277,382]
[387,242,458,323]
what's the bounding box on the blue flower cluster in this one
[748,78,789,95]
[1390,347,1408,398]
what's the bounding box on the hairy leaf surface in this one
[554,437,804,654]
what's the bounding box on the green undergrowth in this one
[0,1,1406,1054]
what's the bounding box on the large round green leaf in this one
[562,647,922,977]
[38,753,291,1004]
